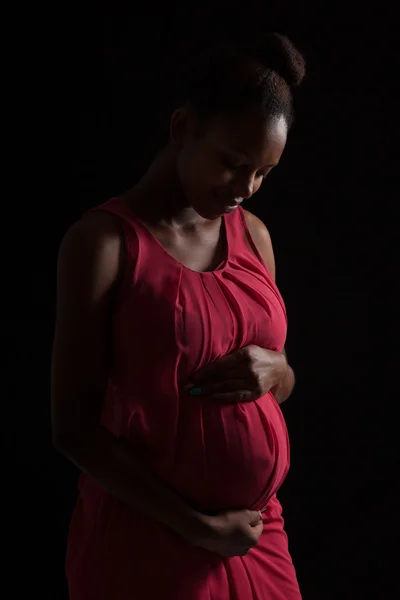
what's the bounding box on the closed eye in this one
[220,154,276,179]
[221,156,240,170]
[258,167,274,179]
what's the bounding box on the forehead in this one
[203,110,287,160]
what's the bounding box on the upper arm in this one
[51,211,124,447]
[243,209,276,281]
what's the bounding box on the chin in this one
[196,210,222,221]
[194,201,224,221]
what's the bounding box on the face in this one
[172,107,288,220]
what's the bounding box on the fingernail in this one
[188,387,202,396]
[184,383,194,391]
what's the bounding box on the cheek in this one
[178,147,232,195]
[253,177,264,194]
[203,159,234,190]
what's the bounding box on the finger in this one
[190,367,252,390]
[191,351,245,384]
[248,510,263,526]
[208,390,256,404]
[251,521,264,541]
[198,379,250,396]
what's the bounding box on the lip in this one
[223,204,240,214]
[218,198,243,213]
[210,198,243,216]
[227,199,243,207]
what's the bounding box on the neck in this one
[123,145,204,228]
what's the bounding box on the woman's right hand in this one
[194,509,264,557]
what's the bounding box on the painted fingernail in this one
[188,387,202,396]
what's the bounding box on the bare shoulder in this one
[58,210,124,283]
[242,209,273,247]
[242,209,276,280]
[56,210,127,314]
[60,210,123,256]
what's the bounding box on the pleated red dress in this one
[66,197,302,599]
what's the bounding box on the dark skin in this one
[51,105,295,558]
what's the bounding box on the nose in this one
[234,174,257,200]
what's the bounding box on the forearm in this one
[55,426,204,543]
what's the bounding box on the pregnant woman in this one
[51,32,305,599]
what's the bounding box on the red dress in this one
[66,197,302,599]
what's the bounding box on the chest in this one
[114,263,287,388]
[176,269,287,374]
[113,209,287,384]
[138,218,227,273]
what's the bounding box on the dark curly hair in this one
[166,33,306,134]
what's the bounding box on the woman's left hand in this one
[187,345,288,403]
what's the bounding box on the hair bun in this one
[251,32,306,87]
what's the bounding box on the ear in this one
[170,107,196,146]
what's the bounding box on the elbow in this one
[52,423,101,463]
[52,428,86,459]
[52,429,74,456]
[52,432,88,470]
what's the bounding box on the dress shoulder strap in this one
[82,197,144,299]
[226,206,270,272]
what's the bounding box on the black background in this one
[4,2,399,598]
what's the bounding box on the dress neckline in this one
[117,197,230,275]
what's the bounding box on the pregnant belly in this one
[148,392,290,513]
